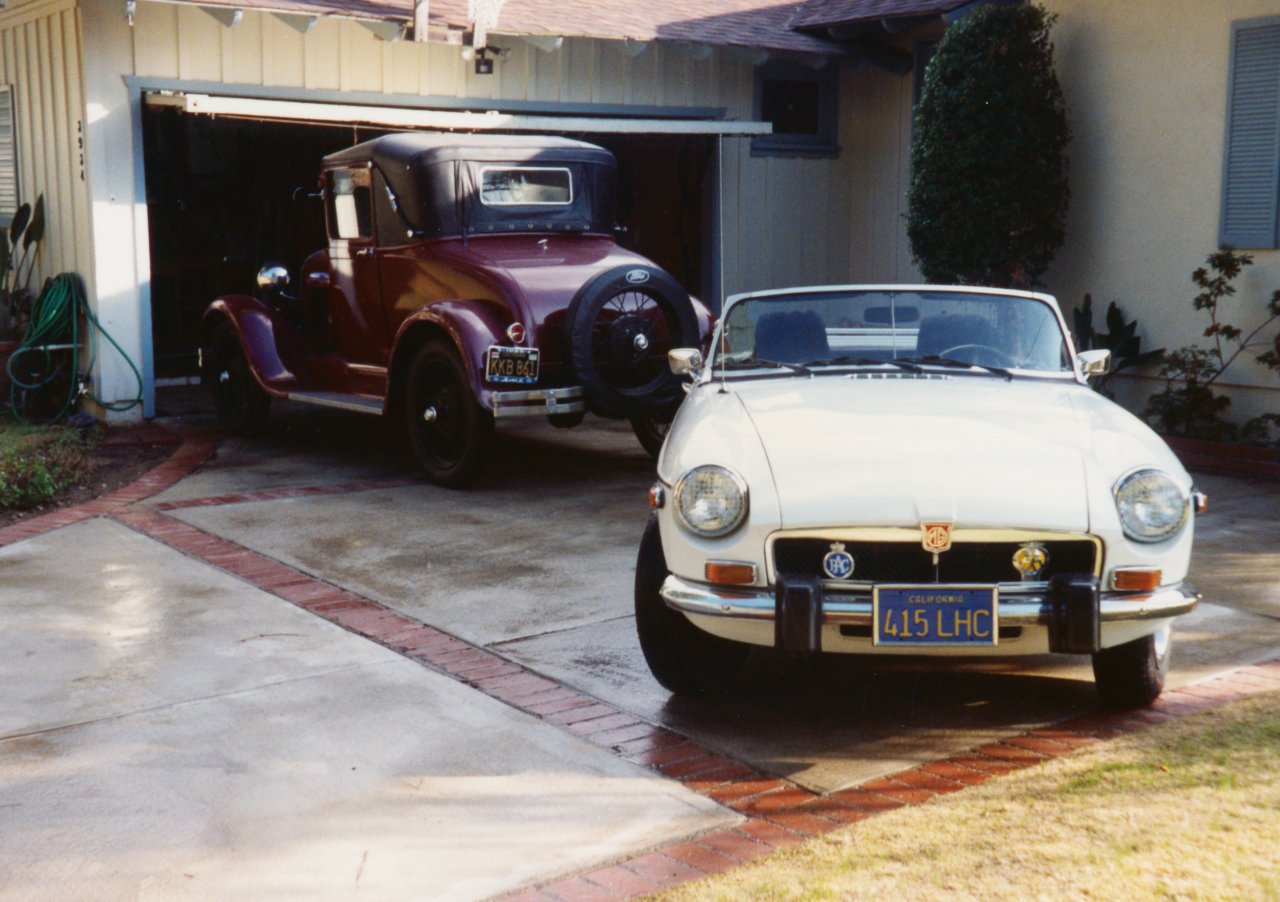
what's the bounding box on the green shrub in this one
[0,425,91,509]
[1145,249,1280,445]
[907,4,1071,288]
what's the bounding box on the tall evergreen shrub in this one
[907,4,1071,288]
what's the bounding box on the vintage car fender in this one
[388,299,514,411]
[202,295,302,394]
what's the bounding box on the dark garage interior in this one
[141,104,714,380]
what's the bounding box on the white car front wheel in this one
[1092,625,1171,709]
[635,516,749,695]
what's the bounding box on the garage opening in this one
[141,102,719,380]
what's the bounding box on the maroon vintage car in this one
[201,133,711,485]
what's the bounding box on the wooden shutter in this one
[0,86,17,227]
[1221,20,1280,249]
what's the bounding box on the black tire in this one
[206,321,271,435]
[566,265,698,418]
[404,340,493,487]
[635,515,749,695]
[1092,627,1170,710]
[629,401,680,459]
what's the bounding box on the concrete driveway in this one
[3,394,1278,899]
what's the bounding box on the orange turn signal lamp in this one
[1111,567,1162,592]
[706,561,757,586]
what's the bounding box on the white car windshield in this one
[714,288,1073,377]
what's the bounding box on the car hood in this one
[729,376,1101,532]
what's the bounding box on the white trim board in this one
[145,92,772,136]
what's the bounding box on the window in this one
[479,167,573,206]
[752,60,839,157]
[0,86,18,228]
[1221,16,1280,249]
[327,168,373,240]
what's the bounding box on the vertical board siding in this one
[0,1,88,285]
[176,4,222,82]
[1221,20,1280,248]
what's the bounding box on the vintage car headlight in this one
[673,465,749,538]
[1114,469,1189,543]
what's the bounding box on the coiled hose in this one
[4,273,143,423]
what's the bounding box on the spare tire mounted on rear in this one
[565,264,698,418]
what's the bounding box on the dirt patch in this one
[0,436,177,529]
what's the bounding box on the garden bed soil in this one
[0,427,179,529]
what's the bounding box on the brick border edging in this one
[101,499,1280,901]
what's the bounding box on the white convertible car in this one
[636,285,1205,708]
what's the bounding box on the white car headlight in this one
[1114,469,1188,543]
[673,465,749,538]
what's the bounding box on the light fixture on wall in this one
[473,45,506,75]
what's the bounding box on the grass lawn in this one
[657,690,1280,901]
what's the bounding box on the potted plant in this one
[1145,249,1280,479]
[1,196,45,400]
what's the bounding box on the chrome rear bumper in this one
[491,385,585,418]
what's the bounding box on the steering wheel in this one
[937,343,1019,367]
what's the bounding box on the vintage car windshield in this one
[713,289,1073,377]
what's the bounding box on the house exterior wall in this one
[5,0,856,420]
[841,63,919,285]
[1042,0,1280,424]
[841,0,1280,427]
[0,0,92,289]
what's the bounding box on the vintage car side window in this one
[327,168,373,240]
[479,167,573,206]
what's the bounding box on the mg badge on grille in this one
[921,522,953,567]
[921,522,953,554]
[823,542,855,580]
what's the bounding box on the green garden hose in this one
[4,273,144,423]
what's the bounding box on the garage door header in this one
[145,92,772,136]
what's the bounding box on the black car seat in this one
[754,310,830,363]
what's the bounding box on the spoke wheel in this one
[567,266,697,418]
[206,322,270,435]
[629,401,680,459]
[404,340,492,487]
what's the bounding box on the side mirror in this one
[669,348,703,376]
[1077,349,1111,377]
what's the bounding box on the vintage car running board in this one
[285,391,384,416]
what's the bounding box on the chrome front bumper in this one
[491,385,585,418]
[660,575,1200,626]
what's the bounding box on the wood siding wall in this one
[0,0,91,287]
